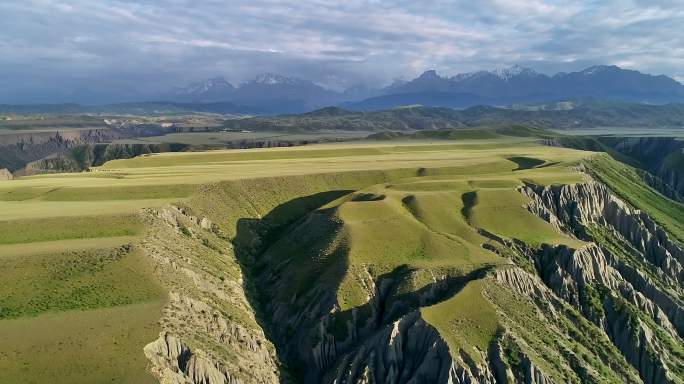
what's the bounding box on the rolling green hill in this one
[0,134,682,384]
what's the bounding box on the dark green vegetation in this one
[368,125,554,140]
[0,245,163,319]
[584,155,684,242]
[222,101,684,132]
[557,135,684,202]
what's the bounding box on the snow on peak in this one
[252,73,302,85]
[581,65,617,75]
[176,77,233,95]
[492,65,538,81]
[450,66,538,82]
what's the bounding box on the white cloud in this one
[0,0,682,102]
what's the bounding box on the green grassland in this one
[585,154,684,243]
[112,130,371,145]
[0,135,602,382]
[0,214,141,244]
[0,245,164,318]
[421,279,498,362]
[0,301,163,384]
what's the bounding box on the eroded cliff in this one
[137,160,684,384]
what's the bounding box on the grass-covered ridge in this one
[2,133,654,383]
[584,154,684,243]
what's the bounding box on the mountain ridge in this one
[5,65,684,114]
[164,65,684,113]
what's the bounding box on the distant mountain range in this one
[161,73,340,114]
[4,65,684,115]
[158,65,684,113]
[344,65,684,110]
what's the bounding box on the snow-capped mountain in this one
[384,66,547,96]
[162,73,343,113]
[347,65,684,110]
[492,65,541,81]
[167,77,235,102]
[231,73,342,113]
[160,65,684,113]
[250,73,306,86]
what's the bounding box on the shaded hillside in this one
[0,129,130,172]
[368,125,555,140]
[222,102,684,132]
[552,136,684,202]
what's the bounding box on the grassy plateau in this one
[0,132,634,383]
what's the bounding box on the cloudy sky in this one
[1,0,683,103]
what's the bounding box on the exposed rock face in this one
[144,332,244,384]
[521,181,684,284]
[325,308,557,384]
[553,136,684,202]
[532,244,680,383]
[140,206,281,384]
[0,129,128,172]
[520,181,684,383]
[328,312,480,384]
[608,137,684,201]
[643,171,683,202]
[137,171,684,384]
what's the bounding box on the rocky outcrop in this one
[602,295,673,384]
[0,128,129,172]
[326,310,556,384]
[653,153,684,202]
[532,244,681,383]
[329,312,475,384]
[519,181,684,383]
[535,244,681,335]
[643,171,683,202]
[521,181,684,284]
[140,206,281,384]
[552,136,684,202]
[144,332,243,384]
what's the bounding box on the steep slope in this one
[139,155,682,383]
[520,178,684,383]
[3,139,683,384]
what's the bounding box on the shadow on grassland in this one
[232,190,353,381]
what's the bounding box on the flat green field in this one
[0,136,595,382]
[112,130,372,145]
[0,301,163,384]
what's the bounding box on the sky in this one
[1,0,683,103]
